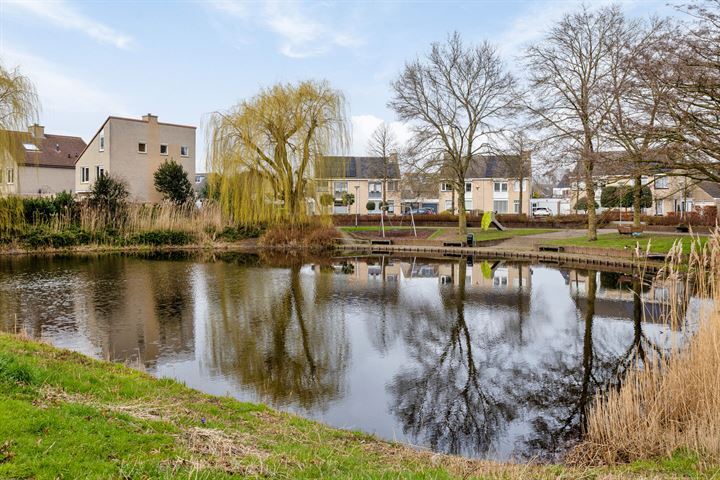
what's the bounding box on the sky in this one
[0,0,677,172]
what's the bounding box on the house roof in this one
[571,150,673,177]
[3,130,87,169]
[698,181,720,199]
[317,156,400,179]
[462,154,530,179]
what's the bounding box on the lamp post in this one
[354,185,360,226]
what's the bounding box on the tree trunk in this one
[519,176,524,215]
[584,159,598,241]
[633,174,642,228]
[457,187,467,237]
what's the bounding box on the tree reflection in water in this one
[203,261,349,411]
[388,260,515,456]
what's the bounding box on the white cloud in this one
[4,0,133,49]
[206,0,364,58]
[350,114,412,156]
[1,45,129,137]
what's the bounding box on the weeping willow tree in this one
[0,61,39,194]
[208,80,349,225]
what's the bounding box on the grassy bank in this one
[548,232,707,254]
[1,333,713,479]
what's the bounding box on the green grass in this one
[548,233,707,254]
[429,228,558,241]
[0,332,714,479]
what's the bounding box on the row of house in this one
[552,156,720,216]
[1,114,196,203]
[4,115,718,216]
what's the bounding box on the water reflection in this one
[0,253,690,460]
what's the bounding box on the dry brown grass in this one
[260,221,339,250]
[571,229,720,466]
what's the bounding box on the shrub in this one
[216,225,264,242]
[260,223,338,250]
[89,174,129,227]
[154,160,194,205]
[574,197,599,211]
[366,201,376,211]
[22,197,56,223]
[129,230,194,246]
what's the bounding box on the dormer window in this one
[23,143,39,151]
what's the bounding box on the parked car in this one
[404,207,434,215]
[532,207,552,217]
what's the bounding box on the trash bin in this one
[466,233,474,247]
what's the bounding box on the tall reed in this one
[572,229,720,465]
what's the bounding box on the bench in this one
[617,224,644,235]
[538,245,564,252]
[443,241,464,247]
[370,239,393,245]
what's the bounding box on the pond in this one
[0,252,690,461]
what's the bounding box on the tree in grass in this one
[341,192,355,214]
[154,159,194,205]
[89,174,129,227]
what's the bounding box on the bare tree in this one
[367,122,398,205]
[605,18,681,227]
[525,5,634,240]
[661,1,720,182]
[389,32,516,236]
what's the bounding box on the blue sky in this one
[0,0,676,171]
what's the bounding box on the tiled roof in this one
[698,181,720,199]
[571,150,673,177]
[318,156,400,179]
[451,154,530,179]
[4,130,86,169]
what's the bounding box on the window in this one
[138,142,147,154]
[445,200,453,212]
[386,200,395,214]
[95,165,105,179]
[160,144,168,155]
[195,175,203,184]
[655,199,664,215]
[493,200,508,213]
[655,176,669,189]
[23,143,39,151]
[369,182,382,198]
[514,180,528,192]
[440,182,452,192]
[315,180,329,193]
[465,182,472,192]
[81,167,90,183]
[333,181,347,195]
[494,181,508,193]
[99,132,105,152]
[6,168,14,185]
[386,180,398,192]
[180,145,189,157]
[514,200,520,213]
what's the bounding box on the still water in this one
[0,253,688,461]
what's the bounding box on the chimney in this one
[389,152,399,163]
[142,113,158,124]
[28,123,45,139]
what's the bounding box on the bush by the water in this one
[215,224,265,242]
[260,223,338,250]
[129,230,194,246]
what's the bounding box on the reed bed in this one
[572,229,720,465]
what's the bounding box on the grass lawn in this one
[548,233,707,254]
[0,332,716,478]
[429,228,559,241]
